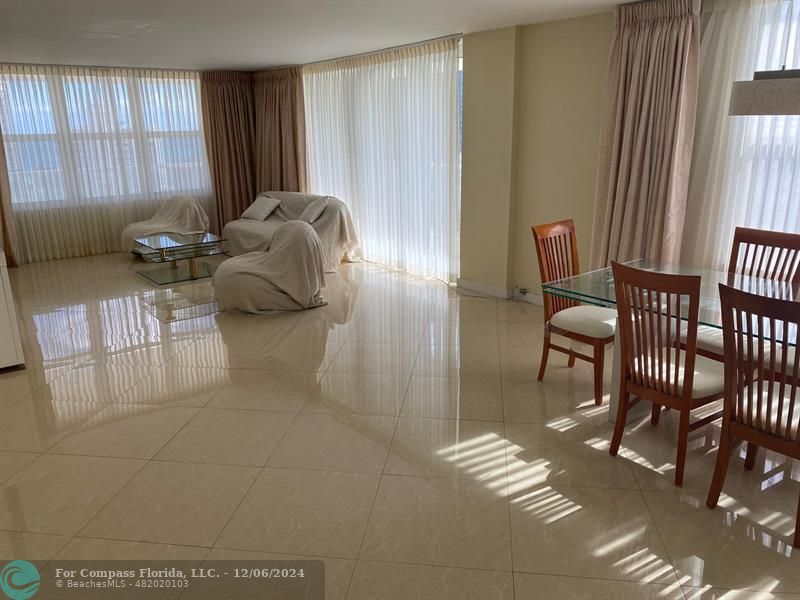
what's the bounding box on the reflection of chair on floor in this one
[213,221,326,314]
[121,196,210,252]
[707,284,800,547]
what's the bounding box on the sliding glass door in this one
[304,38,461,282]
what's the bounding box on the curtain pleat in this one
[0,123,18,267]
[200,71,256,232]
[0,65,211,263]
[303,38,460,282]
[682,0,800,270]
[591,0,701,267]
[254,67,307,193]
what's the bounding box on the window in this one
[682,0,800,269]
[0,66,210,206]
[0,65,212,262]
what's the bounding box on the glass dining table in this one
[541,259,800,422]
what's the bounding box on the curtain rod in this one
[0,33,463,74]
[0,62,197,74]
[302,33,462,68]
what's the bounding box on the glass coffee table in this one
[134,232,226,285]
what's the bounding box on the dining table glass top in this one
[541,259,800,332]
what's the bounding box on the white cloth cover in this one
[222,192,360,272]
[213,221,327,314]
[241,196,281,221]
[121,196,210,250]
[299,196,329,224]
[550,306,617,339]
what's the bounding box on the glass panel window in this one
[5,140,67,202]
[0,76,56,135]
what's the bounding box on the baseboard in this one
[517,291,543,306]
[456,278,512,300]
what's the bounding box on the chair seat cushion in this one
[678,324,724,356]
[550,305,617,339]
[635,348,725,399]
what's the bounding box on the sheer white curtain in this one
[682,0,800,270]
[303,38,460,282]
[0,65,212,263]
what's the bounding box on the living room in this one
[0,0,799,598]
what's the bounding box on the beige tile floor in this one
[0,252,798,599]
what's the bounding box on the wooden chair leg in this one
[650,403,661,426]
[567,354,576,368]
[674,409,690,487]
[795,495,800,549]
[593,342,605,406]
[744,442,758,471]
[609,389,629,457]
[537,330,551,381]
[706,425,734,509]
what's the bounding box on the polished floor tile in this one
[414,344,501,379]
[0,451,38,484]
[268,412,397,473]
[303,372,409,417]
[49,404,198,459]
[422,319,500,348]
[360,475,513,571]
[217,468,380,558]
[2,254,798,597]
[169,335,268,369]
[347,560,514,599]
[328,343,419,376]
[644,490,800,593]
[0,454,143,535]
[81,461,258,546]
[206,369,318,412]
[206,548,355,600]
[246,338,342,372]
[509,486,677,584]
[0,530,70,561]
[116,365,230,407]
[514,572,685,600]
[401,376,503,421]
[56,536,209,560]
[385,418,507,482]
[155,408,295,466]
[504,422,638,490]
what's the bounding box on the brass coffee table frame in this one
[134,233,226,285]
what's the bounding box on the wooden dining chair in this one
[532,219,616,405]
[707,284,800,547]
[609,262,725,486]
[695,227,800,361]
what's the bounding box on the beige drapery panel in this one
[200,71,256,232]
[254,68,307,193]
[0,125,18,267]
[591,0,701,267]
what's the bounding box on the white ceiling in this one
[0,0,620,71]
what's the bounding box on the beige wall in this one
[460,26,519,293]
[460,12,614,297]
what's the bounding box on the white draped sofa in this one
[222,191,360,272]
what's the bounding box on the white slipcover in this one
[223,192,360,272]
[121,196,209,250]
[213,221,327,314]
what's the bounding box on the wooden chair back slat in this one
[612,262,702,400]
[728,227,800,284]
[532,219,581,320]
[719,284,800,443]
